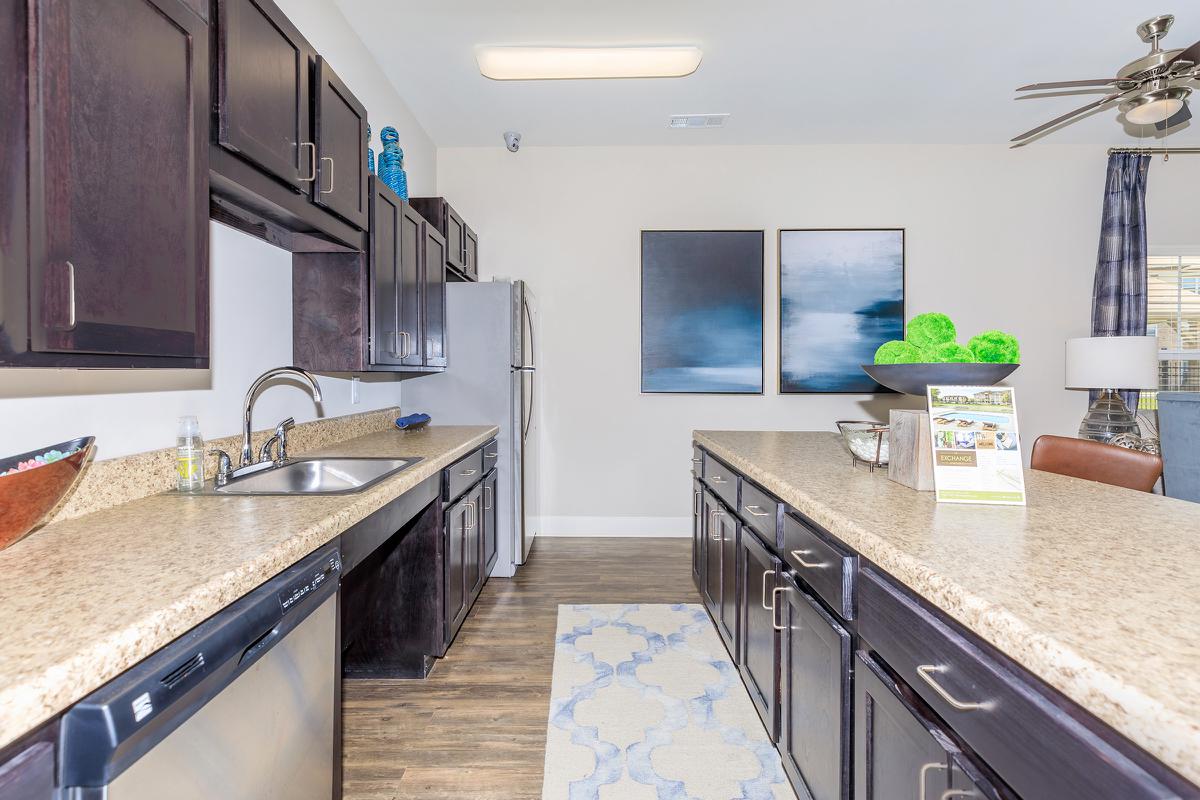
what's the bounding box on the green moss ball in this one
[968,330,1020,363]
[923,342,976,363]
[906,313,957,350]
[874,340,924,365]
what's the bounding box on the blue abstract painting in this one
[780,229,904,393]
[641,231,764,394]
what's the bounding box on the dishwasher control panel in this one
[279,550,342,612]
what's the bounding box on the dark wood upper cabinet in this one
[366,178,420,367]
[4,0,210,367]
[410,197,479,282]
[312,57,368,230]
[213,0,311,190]
[421,222,448,368]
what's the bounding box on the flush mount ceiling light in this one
[1124,85,1192,125]
[475,45,702,81]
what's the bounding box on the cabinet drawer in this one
[782,513,855,620]
[738,479,780,545]
[445,449,484,503]
[703,455,738,510]
[482,439,499,475]
[691,444,704,477]
[859,568,1182,800]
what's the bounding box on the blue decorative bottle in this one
[378,126,408,200]
[366,124,375,175]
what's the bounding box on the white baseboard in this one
[537,516,691,538]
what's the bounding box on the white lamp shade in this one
[1064,336,1159,390]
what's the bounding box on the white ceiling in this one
[334,0,1200,148]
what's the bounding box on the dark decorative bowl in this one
[861,363,1019,396]
[0,436,95,550]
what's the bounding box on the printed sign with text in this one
[926,385,1026,505]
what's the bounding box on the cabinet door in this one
[368,179,403,366]
[718,515,738,652]
[780,576,851,800]
[397,203,423,366]
[0,739,54,800]
[466,485,484,602]
[445,496,469,644]
[312,57,368,230]
[738,528,780,740]
[483,470,498,575]
[0,0,28,358]
[464,225,479,279]
[444,204,466,273]
[421,222,448,367]
[855,652,956,800]
[702,491,722,621]
[692,479,703,589]
[214,0,311,190]
[30,0,208,359]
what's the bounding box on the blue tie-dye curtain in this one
[1092,152,1151,410]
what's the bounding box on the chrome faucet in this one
[239,366,323,469]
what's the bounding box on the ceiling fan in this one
[1012,15,1200,144]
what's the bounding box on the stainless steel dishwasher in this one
[59,545,342,800]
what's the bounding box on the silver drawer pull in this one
[916,664,990,711]
[485,451,498,457]
[743,504,770,518]
[941,792,978,799]
[761,569,774,611]
[459,468,478,477]
[691,457,702,463]
[790,549,826,569]
[919,763,946,800]
[771,586,789,631]
[710,475,728,484]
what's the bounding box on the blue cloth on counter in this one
[395,413,431,431]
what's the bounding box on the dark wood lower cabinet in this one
[738,527,780,740]
[692,479,703,588]
[482,469,498,575]
[780,575,852,800]
[445,492,470,644]
[702,490,722,623]
[717,510,738,653]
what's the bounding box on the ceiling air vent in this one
[668,113,729,129]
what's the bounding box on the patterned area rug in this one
[541,604,795,800]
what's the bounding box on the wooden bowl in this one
[0,437,95,550]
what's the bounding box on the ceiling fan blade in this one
[1155,102,1193,130]
[1016,78,1125,91]
[1167,39,1200,69]
[1010,89,1136,142]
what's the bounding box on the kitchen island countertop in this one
[695,429,1200,786]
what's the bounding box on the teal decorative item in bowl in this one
[865,312,1020,395]
[0,436,95,550]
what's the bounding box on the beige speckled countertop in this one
[695,430,1200,785]
[0,424,497,750]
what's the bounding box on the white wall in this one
[437,144,1200,535]
[0,2,435,461]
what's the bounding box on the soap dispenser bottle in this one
[176,415,205,492]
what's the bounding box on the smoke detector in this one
[668,113,729,129]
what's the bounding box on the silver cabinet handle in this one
[743,504,770,517]
[459,468,478,477]
[485,451,498,457]
[941,792,978,800]
[464,500,476,529]
[399,331,413,358]
[691,457,702,464]
[710,475,728,484]
[693,490,702,516]
[916,664,990,711]
[65,260,76,330]
[710,507,723,541]
[771,586,789,631]
[299,142,316,181]
[761,569,774,611]
[919,762,947,800]
[320,156,334,194]
[790,549,826,569]
[483,485,492,511]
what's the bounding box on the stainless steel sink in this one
[213,457,422,495]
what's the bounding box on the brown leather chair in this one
[1030,435,1163,493]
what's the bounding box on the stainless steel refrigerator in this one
[404,279,539,576]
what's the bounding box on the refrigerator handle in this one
[522,295,535,440]
[523,368,535,442]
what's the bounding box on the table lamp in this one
[1065,336,1159,442]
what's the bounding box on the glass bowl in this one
[836,421,889,470]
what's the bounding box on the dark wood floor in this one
[341,536,695,800]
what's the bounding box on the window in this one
[1145,251,1200,408]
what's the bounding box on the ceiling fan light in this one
[1124,86,1192,125]
[475,45,702,81]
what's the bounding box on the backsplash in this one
[49,407,400,524]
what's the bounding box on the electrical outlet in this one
[350,376,360,405]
